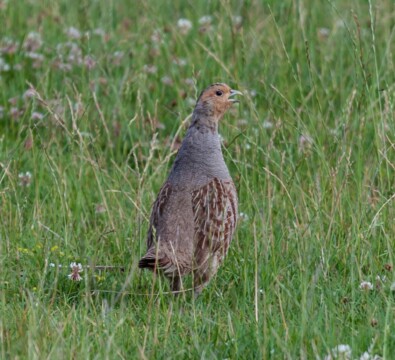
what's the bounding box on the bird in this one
[138,83,241,297]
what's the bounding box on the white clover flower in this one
[0,57,10,72]
[18,171,32,187]
[23,88,37,100]
[177,18,193,35]
[65,26,81,40]
[239,212,249,222]
[93,28,105,37]
[249,89,257,97]
[198,15,212,26]
[318,27,330,40]
[232,16,243,27]
[151,29,162,43]
[68,262,83,281]
[173,57,187,67]
[31,112,44,120]
[298,134,313,154]
[324,344,352,360]
[263,120,273,129]
[185,97,196,107]
[49,263,56,268]
[161,76,173,85]
[359,281,374,291]
[95,204,106,214]
[23,32,43,52]
[360,352,370,360]
[143,64,157,74]
[84,55,96,70]
[112,51,124,66]
[184,78,195,87]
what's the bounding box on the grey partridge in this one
[139,83,241,297]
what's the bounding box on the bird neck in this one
[191,107,219,133]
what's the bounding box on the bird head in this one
[194,83,242,122]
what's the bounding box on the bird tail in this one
[138,247,162,270]
[138,255,157,269]
[139,249,176,275]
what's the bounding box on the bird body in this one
[139,83,240,296]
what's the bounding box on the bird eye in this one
[215,90,223,96]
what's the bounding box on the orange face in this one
[195,83,242,121]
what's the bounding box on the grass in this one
[1,0,395,358]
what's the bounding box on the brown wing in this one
[139,182,173,270]
[191,178,238,266]
[146,182,172,249]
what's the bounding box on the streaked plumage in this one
[138,83,241,296]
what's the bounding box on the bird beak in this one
[228,89,243,103]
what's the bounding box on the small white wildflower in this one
[184,78,195,87]
[18,171,32,187]
[173,57,187,67]
[390,282,395,291]
[23,32,43,52]
[65,26,81,40]
[185,97,196,107]
[79,132,93,138]
[359,281,373,291]
[25,51,44,61]
[112,51,124,66]
[198,15,212,26]
[31,112,44,120]
[318,27,330,40]
[263,120,273,129]
[335,344,352,357]
[249,89,257,97]
[237,119,248,127]
[239,212,249,222]
[8,97,18,105]
[232,15,243,27]
[161,76,173,85]
[177,18,193,35]
[151,29,162,43]
[23,88,37,100]
[143,64,157,74]
[84,55,96,70]
[0,57,10,72]
[68,262,83,281]
[334,20,345,30]
[95,204,106,214]
[93,28,106,37]
[245,143,251,150]
[49,263,56,268]
[10,107,22,120]
[360,352,371,360]
[298,134,313,153]
[70,262,82,270]
[324,344,352,360]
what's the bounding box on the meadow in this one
[1,0,395,358]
